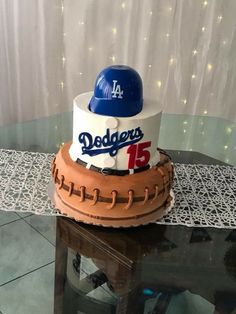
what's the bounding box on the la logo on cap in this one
[111,80,124,99]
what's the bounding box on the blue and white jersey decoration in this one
[69,66,162,170]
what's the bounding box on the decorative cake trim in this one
[54,191,173,221]
[76,156,150,175]
[52,142,173,204]
[52,175,170,204]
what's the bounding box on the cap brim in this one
[89,96,143,117]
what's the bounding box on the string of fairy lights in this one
[56,0,235,163]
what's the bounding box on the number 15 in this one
[127,141,151,169]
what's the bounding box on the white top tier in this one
[69,92,162,171]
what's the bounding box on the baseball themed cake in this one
[52,65,174,227]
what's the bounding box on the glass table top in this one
[0,113,235,314]
[0,112,235,165]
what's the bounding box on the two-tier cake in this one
[52,65,174,227]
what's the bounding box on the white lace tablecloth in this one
[0,149,235,228]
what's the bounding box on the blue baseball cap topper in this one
[89,65,143,117]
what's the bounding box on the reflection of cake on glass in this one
[52,65,174,227]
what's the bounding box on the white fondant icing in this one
[69,92,162,170]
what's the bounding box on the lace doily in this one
[0,149,235,228]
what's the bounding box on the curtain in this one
[0,0,64,126]
[63,0,236,122]
[1,0,236,125]
[0,0,235,163]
